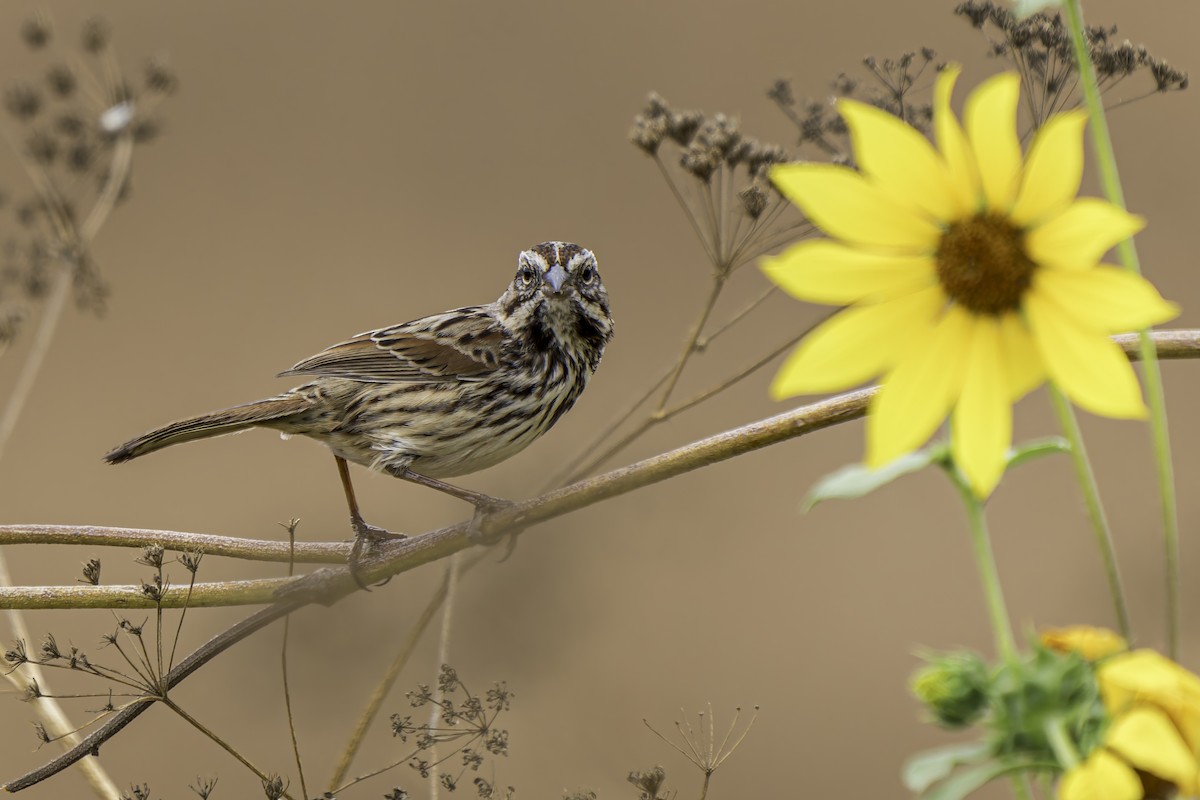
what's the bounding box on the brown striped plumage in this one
[105,242,613,530]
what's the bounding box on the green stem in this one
[1061,0,1177,657]
[1043,716,1081,770]
[949,468,1016,663]
[1047,384,1131,640]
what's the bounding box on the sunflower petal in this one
[997,312,1045,401]
[1025,199,1146,271]
[770,163,942,251]
[761,240,936,305]
[952,318,1011,497]
[1011,110,1088,226]
[770,286,946,397]
[1026,290,1147,419]
[867,305,972,466]
[837,98,960,220]
[964,72,1022,212]
[933,65,980,214]
[1034,266,1179,333]
[1099,649,1200,746]
[1058,751,1141,800]
[1106,706,1200,792]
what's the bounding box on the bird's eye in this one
[518,267,537,287]
[579,265,597,286]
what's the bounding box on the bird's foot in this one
[348,517,407,590]
[467,497,516,546]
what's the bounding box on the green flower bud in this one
[911,651,990,728]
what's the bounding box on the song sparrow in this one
[106,241,613,580]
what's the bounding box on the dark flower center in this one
[936,213,1036,315]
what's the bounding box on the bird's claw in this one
[348,517,406,590]
[467,498,515,546]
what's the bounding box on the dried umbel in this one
[0,14,178,326]
[955,0,1186,125]
[630,92,808,271]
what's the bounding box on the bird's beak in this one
[543,263,568,294]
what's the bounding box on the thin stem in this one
[948,468,1016,663]
[1043,716,1081,770]
[663,314,836,419]
[696,285,778,349]
[1047,384,1131,641]
[656,271,729,412]
[1062,0,1178,659]
[161,698,296,800]
[0,557,121,800]
[280,521,308,800]
[0,266,71,464]
[429,553,462,800]
[327,564,464,791]
[0,524,349,562]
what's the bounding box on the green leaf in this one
[903,742,992,792]
[919,757,1054,800]
[802,447,943,511]
[1005,436,1070,470]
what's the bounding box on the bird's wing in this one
[278,307,505,383]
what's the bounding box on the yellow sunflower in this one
[763,66,1178,497]
[1060,649,1200,800]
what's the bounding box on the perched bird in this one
[105,241,613,578]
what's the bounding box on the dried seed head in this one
[79,558,101,585]
[628,766,667,798]
[25,130,58,165]
[131,118,161,144]
[81,18,110,54]
[666,108,704,145]
[739,185,768,219]
[680,142,719,181]
[261,775,287,800]
[20,16,52,49]
[629,114,667,155]
[20,677,42,702]
[55,112,86,137]
[67,143,95,174]
[137,544,165,569]
[766,78,794,107]
[179,550,204,574]
[4,639,29,666]
[5,85,43,121]
[144,59,178,95]
[46,65,76,98]
[189,777,219,799]
[39,633,62,661]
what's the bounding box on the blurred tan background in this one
[0,1,1197,797]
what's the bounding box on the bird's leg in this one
[336,455,404,589]
[391,467,510,511]
[389,467,512,546]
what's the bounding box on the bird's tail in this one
[104,395,313,464]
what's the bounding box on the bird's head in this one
[499,241,614,365]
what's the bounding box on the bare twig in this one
[280,519,308,800]
[0,525,349,563]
